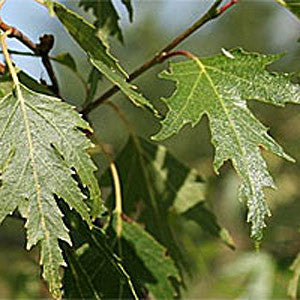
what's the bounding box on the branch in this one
[0,17,60,96]
[81,0,238,116]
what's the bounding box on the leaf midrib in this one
[195,58,257,200]
[15,84,56,289]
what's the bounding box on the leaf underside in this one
[153,49,300,240]
[0,84,103,297]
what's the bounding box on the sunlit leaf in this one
[153,48,300,240]
[0,83,103,297]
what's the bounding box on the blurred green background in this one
[1,0,300,298]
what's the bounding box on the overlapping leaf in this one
[103,136,234,261]
[63,209,139,299]
[153,48,300,240]
[79,0,133,42]
[109,218,181,299]
[47,1,156,114]
[0,83,103,297]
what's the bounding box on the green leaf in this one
[52,52,77,72]
[0,83,103,297]
[0,69,54,97]
[182,203,235,250]
[90,59,157,114]
[103,136,196,255]
[288,252,300,299]
[49,1,156,114]
[153,48,300,240]
[79,0,133,42]
[50,1,125,76]
[63,209,139,299]
[109,218,181,299]
[85,67,102,105]
[103,135,232,267]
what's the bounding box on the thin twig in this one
[0,3,60,96]
[81,0,238,116]
[89,126,123,238]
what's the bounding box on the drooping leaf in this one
[0,69,54,97]
[90,59,157,114]
[49,1,125,75]
[48,1,156,114]
[0,83,103,297]
[153,48,300,240]
[108,217,181,299]
[79,0,133,42]
[288,251,300,299]
[182,203,235,250]
[103,135,233,265]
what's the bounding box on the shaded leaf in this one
[103,136,232,268]
[63,209,139,299]
[0,83,103,297]
[153,49,300,240]
[109,218,181,299]
[182,203,235,250]
[0,69,54,97]
[79,0,133,42]
[85,67,102,105]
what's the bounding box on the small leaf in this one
[153,49,300,240]
[0,83,103,297]
[53,52,77,72]
[0,69,54,96]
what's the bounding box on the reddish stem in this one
[217,0,238,15]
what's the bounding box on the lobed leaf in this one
[0,83,103,297]
[153,48,300,240]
